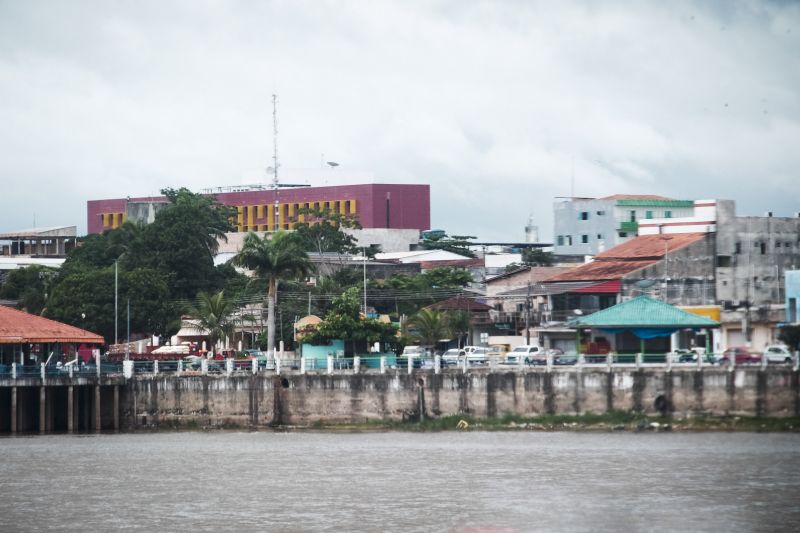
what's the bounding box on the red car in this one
[720,347,762,366]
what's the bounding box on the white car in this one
[442,348,466,365]
[505,345,543,365]
[763,345,794,364]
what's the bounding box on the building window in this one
[760,242,766,255]
[665,211,672,218]
[629,211,636,222]
[717,256,732,268]
[734,242,741,254]
[776,241,782,248]
[566,235,573,246]
[619,231,628,238]
[596,210,605,216]
[645,210,653,219]
[597,234,603,240]
[581,235,589,244]
[580,211,589,220]
[557,235,564,246]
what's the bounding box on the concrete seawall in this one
[119,368,800,430]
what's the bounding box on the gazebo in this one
[569,295,719,359]
[0,305,105,368]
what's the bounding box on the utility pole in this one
[525,281,531,345]
[363,247,367,316]
[114,260,118,345]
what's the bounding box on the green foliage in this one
[292,206,365,256]
[42,188,239,343]
[419,233,477,258]
[186,290,239,350]
[0,265,56,315]
[299,287,398,354]
[407,308,449,347]
[779,325,800,350]
[233,231,314,351]
[522,248,553,266]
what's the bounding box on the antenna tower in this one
[272,94,280,230]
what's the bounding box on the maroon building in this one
[87,183,430,234]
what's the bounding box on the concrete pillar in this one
[94,385,101,433]
[300,357,306,374]
[67,385,74,434]
[11,362,16,379]
[434,355,441,374]
[201,359,208,375]
[40,363,46,380]
[276,357,282,375]
[607,353,613,371]
[327,355,333,375]
[635,353,642,369]
[177,360,183,376]
[380,356,386,374]
[39,386,46,434]
[670,332,679,353]
[761,351,768,371]
[10,386,16,435]
[279,340,284,358]
[113,385,119,432]
[461,356,468,374]
[226,358,233,376]
[546,352,553,372]
[665,352,672,372]
[577,353,585,368]
[353,356,361,374]
[252,358,258,375]
[69,364,74,379]
[408,356,413,375]
[153,360,159,375]
[96,353,101,378]
[123,360,133,379]
[794,351,799,372]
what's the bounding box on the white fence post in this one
[123,360,133,379]
[489,356,497,372]
[635,353,642,369]
[177,360,183,376]
[461,356,468,374]
[96,353,101,377]
[201,359,208,375]
[327,355,333,375]
[40,363,45,380]
[276,357,282,375]
[606,353,613,371]
[546,352,553,372]
[794,351,799,372]
[226,358,233,376]
[353,356,361,374]
[761,351,768,371]
[408,356,413,375]
[300,357,306,375]
[11,362,17,379]
[697,352,703,370]
[380,356,386,374]
[434,355,441,374]
[153,360,159,375]
[69,364,74,379]
[665,352,672,372]
[252,358,258,375]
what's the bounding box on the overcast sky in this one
[1,0,798,241]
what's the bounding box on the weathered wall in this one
[118,368,800,430]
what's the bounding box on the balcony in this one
[619,221,638,233]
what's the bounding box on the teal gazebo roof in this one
[569,296,718,338]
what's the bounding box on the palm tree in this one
[445,310,471,348]
[232,231,313,352]
[187,290,237,353]
[409,308,450,350]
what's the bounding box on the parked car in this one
[486,345,508,359]
[763,345,794,365]
[505,345,543,365]
[719,347,761,366]
[553,351,578,365]
[442,348,466,365]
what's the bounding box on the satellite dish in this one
[634,279,657,289]
[573,309,583,315]
[326,161,340,168]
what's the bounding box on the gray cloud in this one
[1,0,798,241]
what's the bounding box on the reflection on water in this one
[1,431,799,532]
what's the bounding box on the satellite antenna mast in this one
[272,93,280,230]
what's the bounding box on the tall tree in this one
[186,290,238,352]
[408,308,450,349]
[232,231,313,352]
[419,233,477,258]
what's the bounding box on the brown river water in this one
[1,431,799,532]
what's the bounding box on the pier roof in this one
[0,305,104,344]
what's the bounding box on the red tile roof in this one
[595,233,708,260]
[425,297,493,312]
[0,306,105,344]
[600,194,673,201]
[544,233,709,282]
